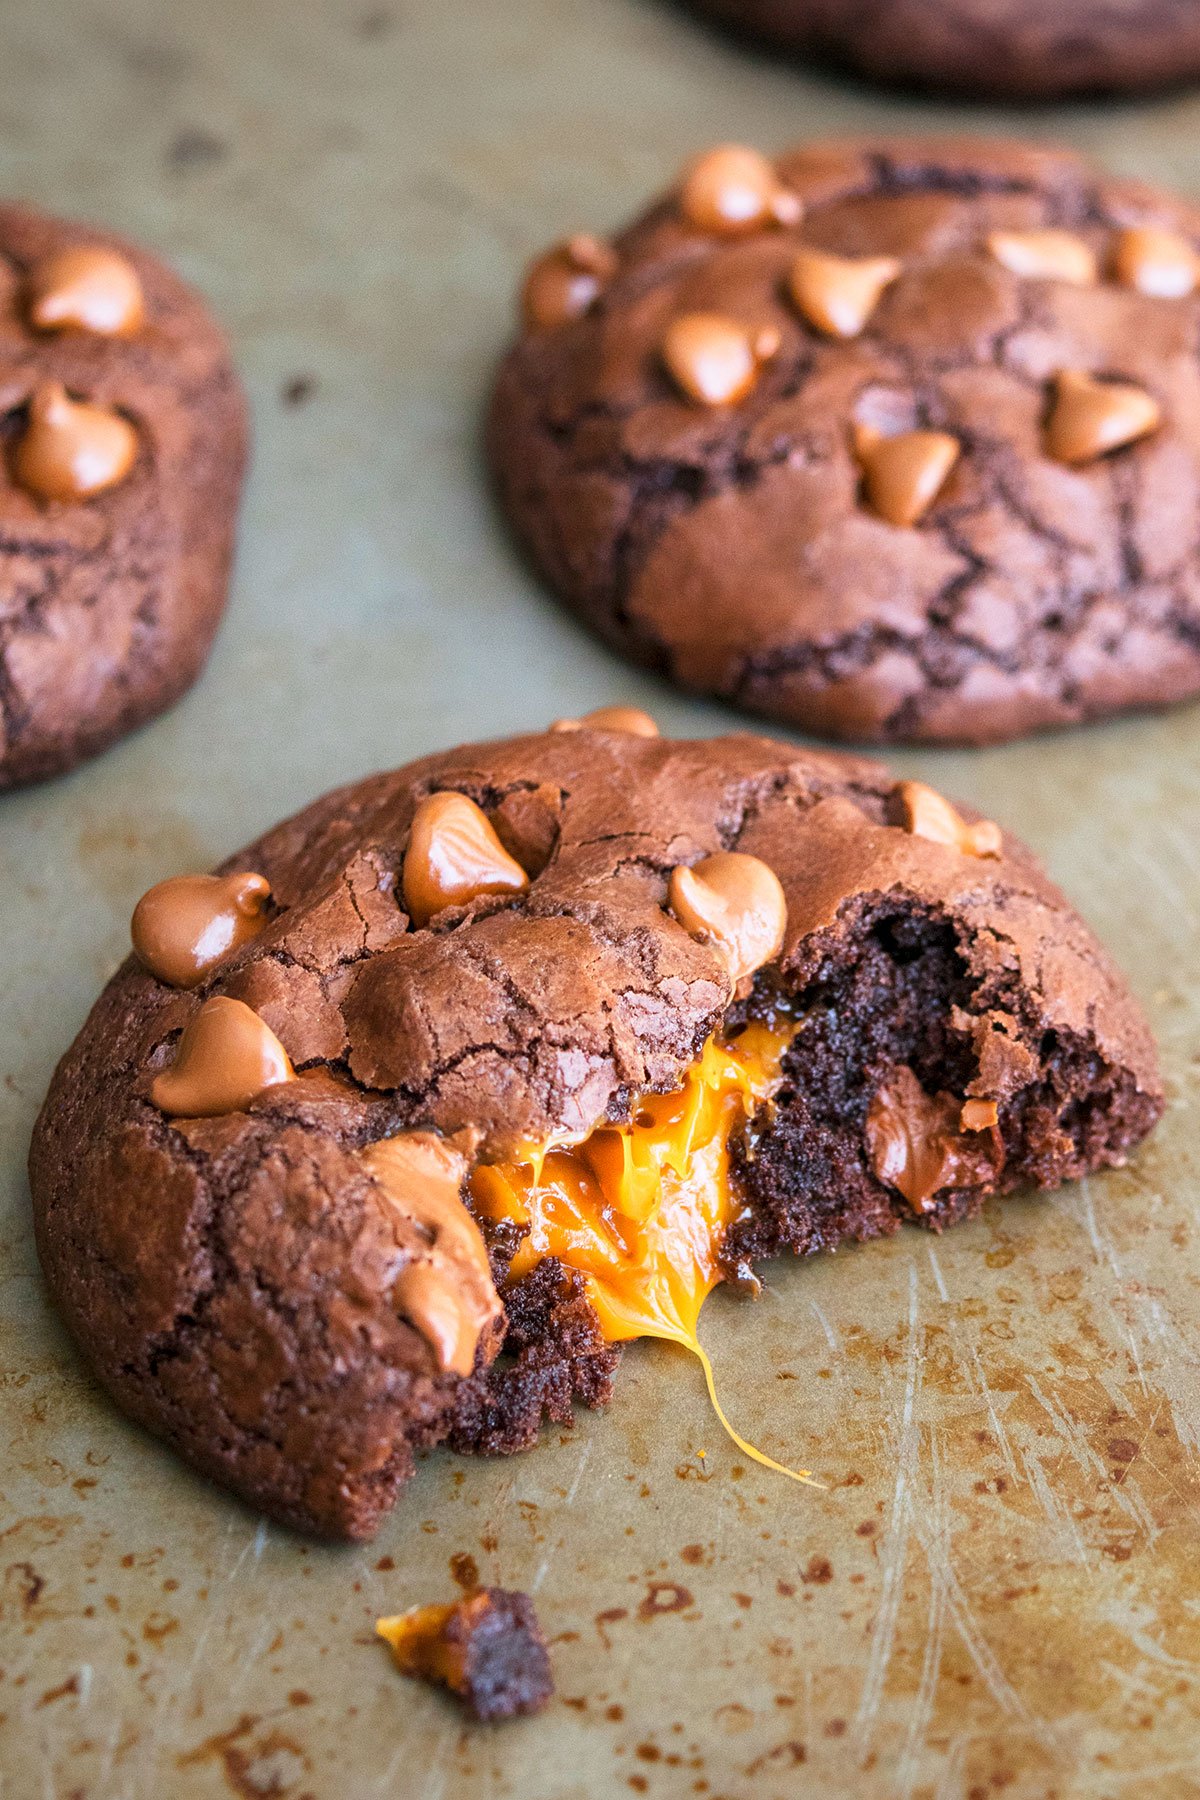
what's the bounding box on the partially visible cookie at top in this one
[489,137,1200,745]
[677,0,1200,101]
[0,204,246,788]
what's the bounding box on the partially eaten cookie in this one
[29,717,1162,1537]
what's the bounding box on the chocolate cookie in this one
[30,717,1161,1538]
[680,0,1200,100]
[490,138,1200,745]
[0,204,246,788]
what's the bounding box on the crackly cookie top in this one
[117,724,1159,1153]
[0,203,245,787]
[490,137,1200,744]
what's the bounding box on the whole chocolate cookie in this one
[30,717,1161,1537]
[490,138,1200,745]
[0,204,246,788]
[680,0,1200,100]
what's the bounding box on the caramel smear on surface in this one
[471,1019,818,1486]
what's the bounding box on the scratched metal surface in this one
[3,2,1200,1796]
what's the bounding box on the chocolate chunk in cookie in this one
[0,204,246,787]
[677,0,1200,101]
[489,137,1200,745]
[30,725,1161,1537]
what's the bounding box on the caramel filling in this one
[470,1017,816,1484]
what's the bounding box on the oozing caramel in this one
[470,1016,816,1483]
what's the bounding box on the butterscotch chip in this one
[403,791,530,926]
[150,996,294,1118]
[521,234,617,330]
[961,1098,1000,1132]
[491,135,1200,745]
[854,425,959,528]
[1045,369,1161,466]
[895,780,1002,858]
[679,144,801,234]
[986,229,1096,286]
[668,851,786,987]
[13,382,139,502]
[549,704,659,737]
[26,244,145,335]
[132,872,271,988]
[1112,225,1200,298]
[360,1131,502,1377]
[0,203,245,792]
[787,247,900,338]
[377,1588,553,1721]
[661,312,779,407]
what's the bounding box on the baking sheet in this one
[4,1,1200,1794]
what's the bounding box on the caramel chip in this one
[986,229,1097,286]
[521,233,618,331]
[132,872,271,988]
[662,312,780,407]
[668,851,786,988]
[550,704,659,737]
[26,245,145,336]
[361,1131,502,1378]
[150,996,294,1118]
[787,247,900,339]
[679,145,801,235]
[1045,369,1161,466]
[377,1588,553,1721]
[854,424,959,528]
[896,779,1002,858]
[13,381,138,502]
[403,792,529,927]
[1112,225,1200,299]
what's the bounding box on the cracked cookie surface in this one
[30,727,1162,1537]
[489,138,1200,745]
[680,0,1200,99]
[0,204,246,787]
